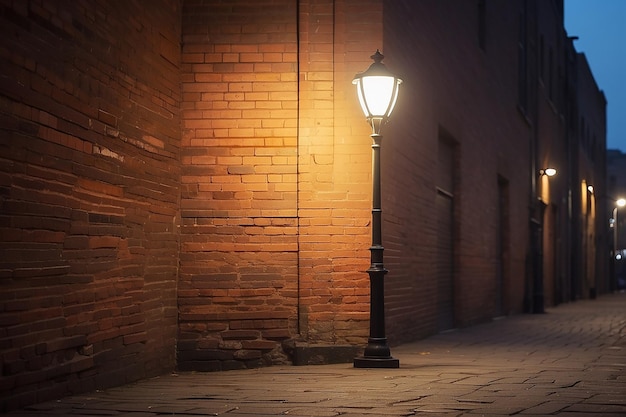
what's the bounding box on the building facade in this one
[0,0,608,410]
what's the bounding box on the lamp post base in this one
[354,356,399,368]
[354,337,399,368]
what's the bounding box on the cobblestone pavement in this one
[7,293,626,416]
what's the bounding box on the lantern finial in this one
[371,50,384,63]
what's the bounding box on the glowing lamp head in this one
[617,198,626,208]
[353,50,402,134]
[540,168,557,177]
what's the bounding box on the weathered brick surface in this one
[296,0,382,345]
[380,0,606,335]
[382,1,532,338]
[179,0,300,370]
[0,0,608,410]
[572,53,608,299]
[178,0,383,368]
[0,0,181,410]
[179,0,607,369]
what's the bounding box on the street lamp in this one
[612,198,626,290]
[531,168,557,313]
[539,168,557,177]
[352,50,401,368]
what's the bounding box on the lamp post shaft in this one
[354,133,399,368]
[614,207,619,291]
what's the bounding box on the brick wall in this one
[179,0,545,366]
[296,0,382,348]
[179,0,384,367]
[575,52,608,298]
[0,0,181,410]
[179,0,300,370]
[535,2,569,307]
[382,0,531,338]
[0,0,607,408]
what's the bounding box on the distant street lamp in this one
[532,168,557,313]
[352,50,401,368]
[539,168,557,177]
[612,198,626,290]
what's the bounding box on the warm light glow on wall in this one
[587,184,595,218]
[539,168,556,203]
[581,180,588,215]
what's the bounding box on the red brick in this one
[0,0,607,408]
[0,0,181,409]
[241,340,277,350]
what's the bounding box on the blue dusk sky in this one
[565,0,626,152]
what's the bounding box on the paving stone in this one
[562,402,626,414]
[518,401,572,415]
[5,294,625,416]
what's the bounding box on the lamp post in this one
[612,198,626,290]
[352,50,401,368]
